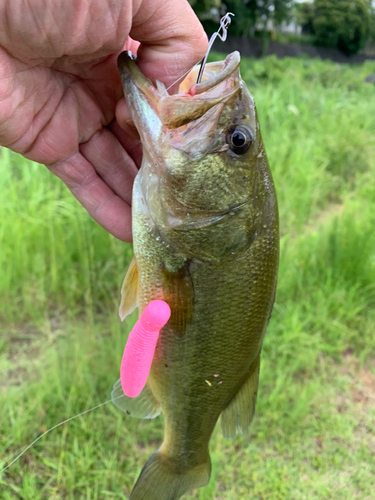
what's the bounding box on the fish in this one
[111,50,279,500]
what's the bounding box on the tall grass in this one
[1,55,375,499]
[0,149,132,326]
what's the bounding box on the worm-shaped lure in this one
[120,300,171,398]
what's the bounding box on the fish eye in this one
[226,126,253,155]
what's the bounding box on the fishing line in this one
[161,12,235,96]
[196,12,234,84]
[161,63,200,96]
[0,394,125,474]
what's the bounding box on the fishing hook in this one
[196,12,235,85]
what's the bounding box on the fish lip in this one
[186,51,241,96]
[117,51,241,130]
[118,50,240,97]
[159,52,241,129]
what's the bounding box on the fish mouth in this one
[117,51,241,130]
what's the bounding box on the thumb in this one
[130,0,208,91]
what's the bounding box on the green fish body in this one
[112,51,279,500]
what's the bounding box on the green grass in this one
[1,54,375,499]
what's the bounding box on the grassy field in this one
[1,54,375,499]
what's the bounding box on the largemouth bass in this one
[112,51,279,500]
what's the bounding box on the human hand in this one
[0,0,207,241]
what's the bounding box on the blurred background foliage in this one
[301,0,373,55]
[189,0,375,56]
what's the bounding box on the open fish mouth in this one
[117,51,241,129]
[117,49,259,233]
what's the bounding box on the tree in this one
[189,0,295,37]
[223,1,294,36]
[369,4,375,44]
[296,1,315,35]
[189,0,222,21]
[312,0,372,55]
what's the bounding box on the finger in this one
[124,36,140,55]
[131,0,208,91]
[49,152,132,242]
[110,119,143,169]
[80,127,138,205]
[115,98,140,141]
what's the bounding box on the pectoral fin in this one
[119,256,139,321]
[162,262,194,337]
[111,378,161,419]
[220,354,261,438]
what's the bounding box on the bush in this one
[297,1,315,36]
[313,0,371,55]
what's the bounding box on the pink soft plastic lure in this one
[120,300,171,398]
